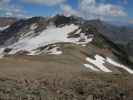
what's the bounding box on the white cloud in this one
[128,20,133,24]
[0,0,11,3]
[0,0,28,18]
[60,4,79,17]
[23,0,66,6]
[79,0,127,18]
[123,0,128,4]
[60,0,127,20]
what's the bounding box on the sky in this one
[0,0,132,23]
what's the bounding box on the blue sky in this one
[0,0,132,23]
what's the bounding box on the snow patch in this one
[79,33,94,44]
[84,54,133,74]
[106,57,133,74]
[85,55,112,72]
[48,47,62,55]
[74,29,81,35]
[30,23,38,30]
[0,25,10,31]
[28,45,62,55]
[0,48,5,58]
[70,33,94,45]
[20,31,35,40]
[84,64,100,71]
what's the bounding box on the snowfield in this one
[8,24,78,55]
[84,54,133,74]
[0,24,93,56]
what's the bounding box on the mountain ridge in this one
[0,15,133,74]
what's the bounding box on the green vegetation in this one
[91,33,110,49]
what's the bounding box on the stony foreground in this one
[0,56,132,100]
[0,72,133,100]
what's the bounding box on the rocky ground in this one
[0,66,132,100]
[0,53,132,100]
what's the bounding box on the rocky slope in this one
[0,17,16,31]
